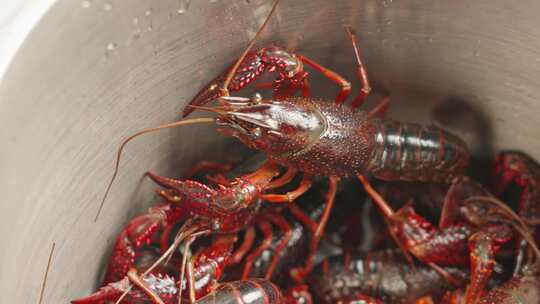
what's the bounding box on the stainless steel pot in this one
[2,0,540,302]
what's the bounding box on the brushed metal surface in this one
[1,0,540,302]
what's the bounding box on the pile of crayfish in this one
[73,1,540,303]
[73,150,540,304]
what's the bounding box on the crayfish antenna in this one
[95,117,215,222]
[176,229,211,304]
[219,96,252,102]
[38,242,55,304]
[187,104,230,115]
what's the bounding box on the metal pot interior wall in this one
[1,0,540,302]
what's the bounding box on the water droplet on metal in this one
[103,3,112,11]
[106,42,117,51]
[145,9,152,16]
[81,0,91,8]
[133,17,139,25]
[177,0,191,14]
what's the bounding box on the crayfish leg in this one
[242,220,274,279]
[345,26,372,110]
[290,176,339,282]
[297,54,351,105]
[262,211,293,280]
[262,176,312,203]
[357,175,395,217]
[230,227,256,264]
[265,167,298,190]
[463,232,498,304]
[368,95,391,118]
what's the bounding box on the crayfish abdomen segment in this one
[369,120,469,182]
